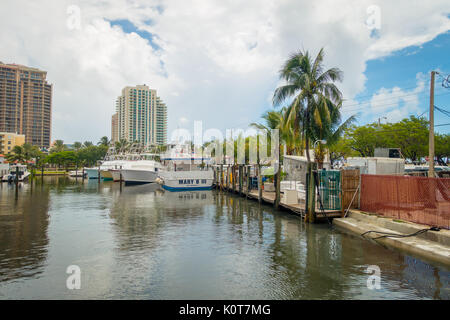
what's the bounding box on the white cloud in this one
[0,0,449,142]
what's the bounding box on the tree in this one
[98,136,110,147]
[83,141,94,148]
[272,48,351,166]
[5,145,26,163]
[51,140,66,153]
[435,133,450,165]
[73,141,82,151]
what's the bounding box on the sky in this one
[0,0,449,144]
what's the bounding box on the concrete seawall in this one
[333,210,450,268]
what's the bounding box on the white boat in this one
[85,167,100,179]
[159,170,214,191]
[2,164,30,182]
[158,146,213,191]
[120,160,162,185]
[69,170,86,178]
[100,160,126,181]
[110,169,122,182]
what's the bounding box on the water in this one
[0,177,448,299]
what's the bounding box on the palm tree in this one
[83,141,93,148]
[73,141,82,151]
[114,139,129,153]
[273,48,356,221]
[5,145,25,163]
[273,48,345,164]
[98,136,110,147]
[51,140,66,153]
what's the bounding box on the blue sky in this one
[357,31,450,133]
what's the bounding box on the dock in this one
[217,184,343,221]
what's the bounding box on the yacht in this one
[158,148,213,191]
[2,164,30,182]
[120,160,162,185]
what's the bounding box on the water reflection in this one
[0,181,49,282]
[0,177,448,299]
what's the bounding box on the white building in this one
[113,84,167,146]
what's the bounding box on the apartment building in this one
[114,84,167,146]
[0,62,52,149]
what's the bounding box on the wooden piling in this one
[257,164,262,203]
[274,160,280,210]
[238,165,243,195]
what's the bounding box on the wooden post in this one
[239,165,243,196]
[257,164,262,203]
[219,165,223,191]
[306,162,316,223]
[232,165,236,193]
[428,70,436,178]
[247,166,251,197]
[274,158,281,210]
[15,165,19,199]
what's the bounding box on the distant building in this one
[0,132,25,154]
[0,62,52,148]
[114,84,167,146]
[111,113,119,144]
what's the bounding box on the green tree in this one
[98,136,110,147]
[435,133,450,165]
[5,145,26,163]
[51,140,66,153]
[272,48,348,165]
[73,141,82,151]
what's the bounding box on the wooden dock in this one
[217,185,343,221]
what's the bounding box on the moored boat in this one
[85,167,100,179]
[69,170,86,178]
[2,164,30,182]
[120,160,161,185]
[159,170,214,191]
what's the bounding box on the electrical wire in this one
[435,105,450,118]
[361,227,440,240]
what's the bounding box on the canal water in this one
[0,177,448,300]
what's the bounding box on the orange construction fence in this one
[360,174,450,229]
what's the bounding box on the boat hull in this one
[100,170,113,181]
[121,169,158,185]
[110,170,122,182]
[85,168,99,179]
[159,171,214,191]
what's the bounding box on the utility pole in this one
[428,71,436,178]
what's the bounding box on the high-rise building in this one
[0,62,52,149]
[114,84,167,146]
[111,113,119,144]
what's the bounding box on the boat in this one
[69,170,86,178]
[159,170,214,191]
[100,160,124,181]
[84,167,100,179]
[2,164,30,182]
[158,146,213,191]
[120,160,162,185]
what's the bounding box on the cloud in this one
[365,72,426,122]
[0,0,449,143]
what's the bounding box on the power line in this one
[340,91,450,113]
[435,105,450,118]
[341,89,450,111]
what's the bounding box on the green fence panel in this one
[318,170,341,210]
